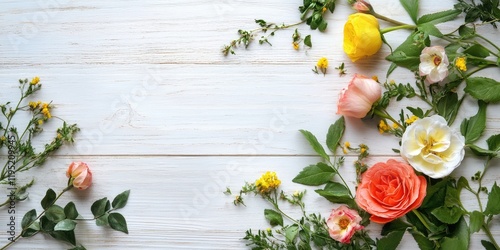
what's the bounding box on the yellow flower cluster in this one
[30,76,40,85]
[293,42,300,50]
[255,171,281,193]
[455,57,467,72]
[28,101,52,119]
[378,120,390,134]
[405,115,418,125]
[317,57,329,69]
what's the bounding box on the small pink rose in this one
[337,74,381,118]
[419,46,449,84]
[326,205,364,244]
[66,162,92,190]
[353,0,372,13]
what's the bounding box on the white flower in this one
[400,115,465,179]
[419,46,449,84]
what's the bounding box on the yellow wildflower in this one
[405,115,418,125]
[255,171,281,194]
[322,7,327,13]
[392,123,399,129]
[389,79,396,85]
[41,108,51,119]
[371,75,378,82]
[293,42,299,50]
[29,101,41,109]
[378,120,390,133]
[38,119,44,125]
[30,76,40,85]
[360,144,368,154]
[317,57,328,69]
[1,136,5,141]
[455,57,467,72]
[343,141,350,154]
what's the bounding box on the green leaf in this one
[46,205,66,223]
[421,178,449,209]
[417,9,461,25]
[418,23,443,37]
[96,213,109,226]
[468,144,498,157]
[381,219,411,236]
[469,210,484,233]
[484,182,500,215]
[410,229,436,250]
[315,181,354,207]
[40,215,56,232]
[482,240,497,250]
[41,189,56,209]
[458,25,475,38]
[377,230,405,250]
[21,221,40,238]
[299,129,329,161]
[21,209,37,229]
[68,245,87,250]
[54,219,77,231]
[465,77,500,103]
[292,163,335,186]
[326,116,345,154]
[460,101,487,144]
[304,35,312,47]
[112,190,131,209]
[285,224,299,243]
[385,31,428,71]
[436,92,461,125]
[400,0,419,23]
[91,197,108,217]
[487,134,500,151]
[440,217,469,250]
[49,230,76,246]
[264,209,283,227]
[64,202,79,220]
[457,176,471,193]
[464,44,490,58]
[108,213,128,234]
[431,206,463,224]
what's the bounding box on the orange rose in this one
[355,159,426,223]
[66,162,93,190]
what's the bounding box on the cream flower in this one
[419,46,449,84]
[326,205,364,244]
[400,115,465,179]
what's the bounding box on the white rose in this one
[400,115,465,179]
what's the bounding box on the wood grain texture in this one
[0,0,499,249]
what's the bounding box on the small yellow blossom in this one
[405,115,419,125]
[293,42,299,50]
[360,144,368,154]
[343,141,351,154]
[455,57,467,72]
[293,190,300,197]
[255,171,281,194]
[1,136,5,141]
[57,133,62,139]
[322,7,327,13]
[378,120,390,134]
[392,123,399,129]
[317,57,328,69]
[389,79,396,85]
[38,119,44,125]
[29,101,41,109]
[266,228,272,234]
[41,108,51,119]
[30,76,40,85]
[371,75,378,82]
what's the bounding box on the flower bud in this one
[353,0,373,13]
[66,162,92,190]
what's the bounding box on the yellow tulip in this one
[343,13,382,62]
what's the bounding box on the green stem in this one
[372,12,415,27]
[464,64,497,79]
[373,108,404,129]
[412,210,432,232]
[482,225,500,250]
[0,185,73,250]
[380,24,417,34]
[476,33,500,54]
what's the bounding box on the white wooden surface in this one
[0,0,499,249]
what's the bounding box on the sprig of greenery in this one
[455,0,500,28]
[1,189,130,250]
[0,78,79,199]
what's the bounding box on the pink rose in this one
[355,159,427,224]
[326,205,364,244]
[337,74,381,118]
[419,46,449,84]
[66,162,93,190]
